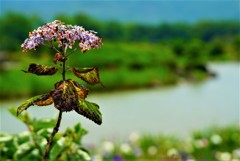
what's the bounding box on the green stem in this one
[62,58,66,81]
[62,45,68,81]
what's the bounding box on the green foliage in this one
[0,41,216,99]
[75,99,102,125]
[1,109,239,161]
[94,125,240,161]
[189,125,240,160]
[0,108,90,161]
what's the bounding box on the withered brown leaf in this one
[72,67,104,86]
[51,80,79,112]
[70,80,88,99]
[33,93,53,106]
[22,63,58,76]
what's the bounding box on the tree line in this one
[0,12,239,53]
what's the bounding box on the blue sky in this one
[1,0,239,24]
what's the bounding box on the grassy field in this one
[0,41,233,100]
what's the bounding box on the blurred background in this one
[0,0,239,160]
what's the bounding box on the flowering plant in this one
[21,20,102,52]
[17,20,103,161]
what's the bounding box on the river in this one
[0,63,239,144]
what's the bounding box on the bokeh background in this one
[0,0,239,160]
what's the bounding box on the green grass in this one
[0,41,214,99]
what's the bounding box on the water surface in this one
[0,63,239,144]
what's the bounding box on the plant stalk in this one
[62,57,66,81]
[42,111,62,161]
[42,50,66,161]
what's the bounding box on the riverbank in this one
[0,41,224,100]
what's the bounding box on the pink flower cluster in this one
[21,20,102,52]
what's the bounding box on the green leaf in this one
[0,135,13,143]
[17,132,31,145]
[37,129,53,139]
[49,138,68,161]
[63,123,88,144]
[74,123,88,137]
[72,67,104,86]
[32,118,56,132]
[16,94,52,116]
[13,143,35,161]
[9,107,32,124]
[75,99,102,125]
[22,63,58,76]
[16,96,36,116]
[73,124,88,144]
[76,148,91,161]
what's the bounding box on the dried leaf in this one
[17,94,52,116]
[33,93,53,106]
[51,80,79,112]
[22,63,58,76]
[73,67,104,86]
[70,80,88,99]
[54,53,66,64]
[75,99,102,125]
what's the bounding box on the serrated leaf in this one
[75,99,102,125]
[16,94,53,116]
[22,63,58,76]
[51,80,79,112]
[73,67,104,86]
